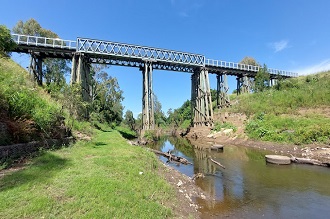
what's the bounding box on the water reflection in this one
[149,137,330,218]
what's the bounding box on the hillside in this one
[227,72,330,145]
[0,56,68,146]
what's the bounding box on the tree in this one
[89,66,124,125]
[124,110,136,131]
[254,64,270,92]
[239,56,259,66]
[0,25,16,57]
[12,19,69,87]
[153,95,166,127]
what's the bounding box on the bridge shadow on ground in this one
[117,130,137,140]
[0,152,70,192]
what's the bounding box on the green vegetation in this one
[0,25,16,57]
[229,71,330,144]
[0,57,64,144]
[0,130,176,218]
[213,121,237,132]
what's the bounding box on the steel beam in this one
[77,37,204,67]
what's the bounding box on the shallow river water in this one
[149,137,330,219]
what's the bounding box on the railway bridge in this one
[11,34,298,130]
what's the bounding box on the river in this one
[148,137,330,219]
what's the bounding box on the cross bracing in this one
[77,37,205,67]
[12,33,298,77]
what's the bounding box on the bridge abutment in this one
[141,62,154,130]
[191,68,213,127]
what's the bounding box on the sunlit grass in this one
[0,130,174,218]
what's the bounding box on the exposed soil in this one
[158,163,212,218]
[186,112,330,164]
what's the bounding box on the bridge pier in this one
[191,68,213,127]
[71,53,91,101]
[216,73,230,108]
[236,75,252,94]
[141,62,154,130]
[29,52,43,86]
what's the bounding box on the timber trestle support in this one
[71,53,91,101]
[141,61,155,130]
[216,73,230,108]
[191,68,213,127]
[28,52,43,86]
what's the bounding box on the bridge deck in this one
[11,34,298,77]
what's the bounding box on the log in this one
[209,157,226,169]
[210,144,224,151]
[290,156,328,167]
[148,148,192,165]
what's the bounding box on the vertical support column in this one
[29,52,43,86]
[236,76,242,95]
[216,73,230,108]
[72,53,91,101]
[191,68,213,127]
[70,53,78,84]
[242,75,250,93]
[141,62,154,130]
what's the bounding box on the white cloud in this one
[295,59,330,75]
[269,40,289,53]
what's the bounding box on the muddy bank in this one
[185,126,330,164]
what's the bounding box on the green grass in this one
[245,113,330,145]
[0,56,63,142]
[0,130,175,218]
[225,71,330,145]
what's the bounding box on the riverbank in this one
[0,129,204,218]
[186,126,330,164]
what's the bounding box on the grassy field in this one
[0,130,175,218]
[227,71,330,145]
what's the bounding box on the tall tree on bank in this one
[12,19,69,87]
[255,64,270,92]
[89,65,124,125]
[239,56,259,66]
[0,25,16,57]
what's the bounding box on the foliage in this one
[0,57,64,142]
[254,64,270,92]
[0,130,175,218]
[12,19,70,87]
[89,65,124,125]
[0,25,16,57]
[123,110,136,131]
[213,121,237,132]
[239,56,259,66]
[167,100,191,127]
[245,113,330,144]
[228,71,330,144]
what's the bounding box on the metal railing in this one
[11,33,76,50]
[77,37,205,66]
[205,58,259,72]
[11,34,298,77]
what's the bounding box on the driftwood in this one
[290,155,328,167]
[209,157,226,169]
[148,149,192,165]
[210,144,224,151]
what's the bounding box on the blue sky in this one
[1,0,330,117]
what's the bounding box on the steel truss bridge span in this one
[11,34,298,77]
[11,33,299,129]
